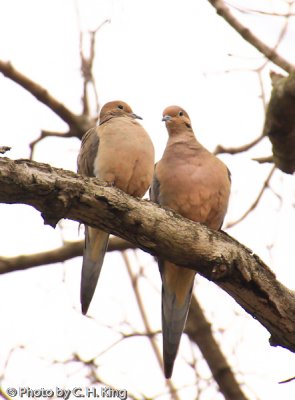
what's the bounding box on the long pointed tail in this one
[161,262,195,378]
[80,226,109,315]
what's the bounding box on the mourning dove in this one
[78,100,155,315]
[150,106,231,378]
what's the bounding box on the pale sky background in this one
[0,0,295,399]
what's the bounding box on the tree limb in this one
[0,237,135,274]
[0,157,295,354]
[207,0,295,73]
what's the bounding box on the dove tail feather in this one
[80,227,109,315]
[162,281,194,379]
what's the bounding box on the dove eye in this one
[178,111,184,116]
[118,104,124,110]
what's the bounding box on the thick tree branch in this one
[208,0,295,73]
[0,157,295,354]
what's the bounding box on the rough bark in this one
[0,157,295,355]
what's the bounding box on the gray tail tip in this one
[164,362,174,379]
[81,302,89,315]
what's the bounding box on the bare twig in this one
[77,3,110,117]
[256,0,292,72]
[226,1,295,18]
[279,375,295,384]
[256,69,268,111]
[86,20,110,115]
[215,5,292,158]
[208,0,295,73]
[253,155,274,164]
[29,130,77,159]
[226,165,276,229]
[214,133,264,155]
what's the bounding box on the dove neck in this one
[166,129,202,149]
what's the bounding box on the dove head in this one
[162,106,192,136]
[99,100,142,125]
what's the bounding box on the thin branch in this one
[214,133,264,155]
[226,1,295,18]
[214,11,289,158]
[0,237,135,274]
[226,165,276,228]
[0,157,295,354]
[256,68,268,111]
[279,375,295,384]
[77,6,110,116]
[123,252,180,397]
[208,0,295,73]
[86,19,110,115]
[256,0,292,72]
[121,330,161,339]
[29,130,77,159]
[210,2,290,158]
[253,155,274,164]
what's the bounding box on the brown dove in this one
[150,106,231,378]
[78,100,155,315]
